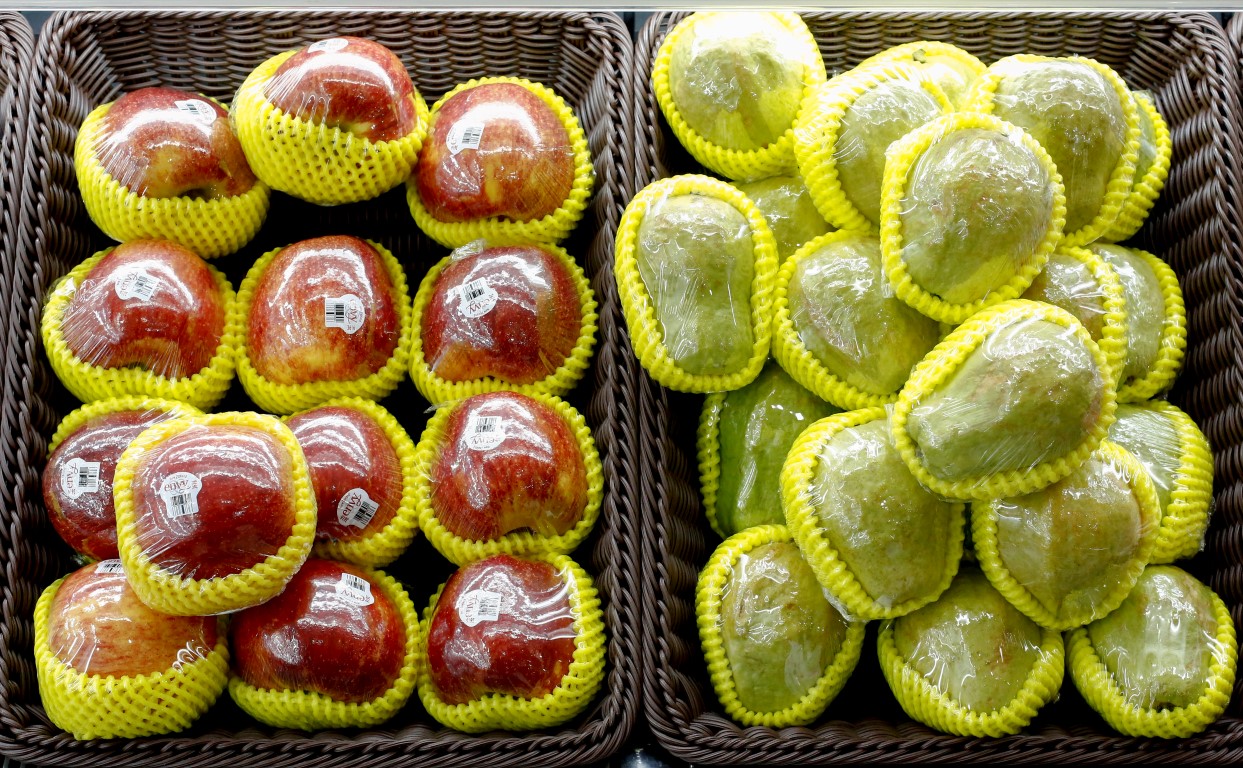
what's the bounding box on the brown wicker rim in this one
[636,11,1243,765]
[0,11,34,423]
[0,10,639,767]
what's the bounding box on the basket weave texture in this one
[636,11,1243,764]
[0,12,33,402]
[0,10,639,767]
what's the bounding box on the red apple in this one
[265,36,418,143]
[230,559,405,702]
[128,423,298,581]
[96,86,256,199]
[42,408,181,561]
[286,405,403,541]
[247,235,401,386]
[415,82,576,223]
[426,553,576,704]
[422,245,583,384]
[60,240,227,380]
[48,562,218,677]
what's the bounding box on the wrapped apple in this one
[43,396,202,562]
[237,235,411,415]
[34,562,229,739]
[857,41,985,109]
[409,242,597,403]
[113,411,317,616]
[228,559,419,730]
[408,77,593,248]
[414,391,601,566]
[733,175,833,262]
[232,36,428,205]
[286,398,418,568]
[40,240,240,410]
[73,87,269,258]
[1101,90,1172,243]
[418,552,606,732]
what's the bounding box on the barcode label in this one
[309,38,349,53]
[174,98,218,125]
[336,572,375,606]
[337,488,379,529]
[158,472,202,519]
[60,458,102,500]
[95,559,125,575]
[324,294,365,334]
[454,277,498,318]
[458,589,504,627]
[115,270,158,301]
[465,414,506,451]
[447,121,485,155]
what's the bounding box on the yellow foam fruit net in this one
[1101,91,1172,244]
[971,441,1161,632]
[856,41,986,108]
[48,395,203,457]
[408,243,598,404]
[417,552,607,732]
[1115,248,1186,404]
[891,299,1117,501]
[696,391,728,539]
[968,54,1141,248]
[232,50,429,206]
[113,411,317,616]
[696,524,866,727]
[41,247,240,411]
[793,62,954,235]
[780,407,966,620]
[283,397,420,568]
[878,611,1065,737]
[414,391,603,566]
[879,112,1068,324]
[35,579,229,740]
[74,101,271,260]
[1037,246,1129,390]
[407,76,593,248]
[228,566,421,730]
[651,12,827,181]
[1143,401,1215,564]
[236,239,412,415]
[615,174,778,393]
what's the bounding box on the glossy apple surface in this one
[248,235,401,386]
[61,239,226,379]
[129,424,298,580]
[286,406,403,541]
[48,563,218,677]
[426,554,576,704]
[432,391,588,541]
[422,245,582,384]
[415,82,576,223]
[97,86,256,199]
[230,559,405,702]
[265,36,417,142]
[43,409,179,561]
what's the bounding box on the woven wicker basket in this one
[0,12,33,395]
[0,10,640,767]
[636,11,1243,764]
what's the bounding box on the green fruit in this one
[1091,244,1164,383]
[636,193,756,376]
[1109,404,1179,511]
[1131,91,1159,186]
[1023,250,1109,339]
[893,569,1045,711]
[714,362,840,535]
[736,176,832,261]
[788,234,941,396]
[720,541,850,712]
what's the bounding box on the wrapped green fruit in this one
[616,175,777,392]
[892,299,1114,500]
[858,41,985,109]
[654,12,826,181]
[969,55,1140,246]
[973,441,1160,631]
[879,569,1064,737]
[697,525,865,726]
[1102,91,1171,243]
[795,63,952,233]
[699,361,840,537]
[773,232,941,410]
[1089,244,1186,402]
[1109,401,1213,563]
[1022,246,1127,387]
[1069,566,1237,738]
[781,407,965,620]
[880,113,1066,323]
[735,175,833,262]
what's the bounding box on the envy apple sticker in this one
[336,572,375,606]
[59,457,101,500]
[337,487,380,530]
[309,38,349,54]
[158,472,202,519]
[324,294,366,334]
[464,413,506,451]
[114,269,158,301]
[454,277,499,319]
[457,588,503,627]
[174,99,218,125]
[94,559,126,575]
[447,121,485,156]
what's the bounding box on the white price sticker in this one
[336,572,375,606]
[454,277,498,319]
[464,414,506,451]
[159,472,202,519]
[309,38,349,53]
[60,458,102,500]
[174,99,218,125]
[457,588,503,627]
[95,559,126,575]
[447,121,485,155]
[337,488,379,529]
[324,294,366,334]
[114,270,158,301]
